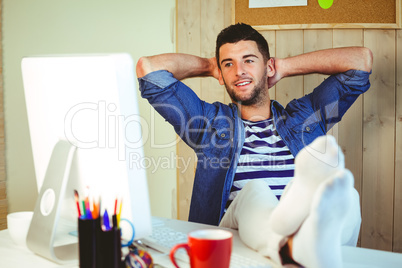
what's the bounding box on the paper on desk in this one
[249,0,307,8]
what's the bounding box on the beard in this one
[224,70,269,106]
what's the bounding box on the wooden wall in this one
[177,0,402,252]
[0,0,7,230]
[176,0,233,222]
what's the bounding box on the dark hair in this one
[215,23,270,69]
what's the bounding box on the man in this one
[136,23,372,225]
[137,22,372,267]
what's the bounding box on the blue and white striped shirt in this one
[227,118,295,208]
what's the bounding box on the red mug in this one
[170,229,233,268]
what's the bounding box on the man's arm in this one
[136,54,223,150]
[136,53,219,80]
[268,47,373,88]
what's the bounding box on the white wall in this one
[3,0,178,218]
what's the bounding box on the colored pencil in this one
[92,196,99,219]
[117,199,122,227]
[74,190,81,217]
[114,198,118,215]
[103,209,111,231]
[82,200,86,218]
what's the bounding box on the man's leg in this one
[219,180,287,265]
[291,169,354,268]
[269,135,345,236]
[279,174,362,247]
[221,135,362,266]
[340,187,362,246]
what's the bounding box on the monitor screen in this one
[21,54,152,263]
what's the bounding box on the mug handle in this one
[169,243,190,268]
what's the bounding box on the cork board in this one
[234,0,401,29]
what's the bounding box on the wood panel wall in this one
[0,0,7,231]
[177,0,402,252]
[176,0,232,221]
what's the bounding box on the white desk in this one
[0,229,177,268]
[1,217,402,268]
[0,229,73,268]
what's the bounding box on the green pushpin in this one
[318,0,333,9]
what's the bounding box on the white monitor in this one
[21,54,152,264]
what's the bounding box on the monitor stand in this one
[27,140,78,264]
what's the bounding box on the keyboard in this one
[141,217,272,268]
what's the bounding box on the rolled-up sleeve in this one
[138,70,178,98]
[138,70,214,149]
[335,69,371,88]
[301,69,371,131]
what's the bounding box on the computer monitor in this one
[21,54,152,264]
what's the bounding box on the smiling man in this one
[136,23,372,266]
[218,41,270,108]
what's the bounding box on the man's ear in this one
[218,69,225,85]
[266,57,276,78]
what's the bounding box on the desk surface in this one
[1,217,402,268]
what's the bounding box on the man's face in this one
[218,40,269,106]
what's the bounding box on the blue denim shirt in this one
[138,69,371,226]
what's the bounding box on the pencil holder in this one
[98,227,122,268]
[78,218,100,268]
